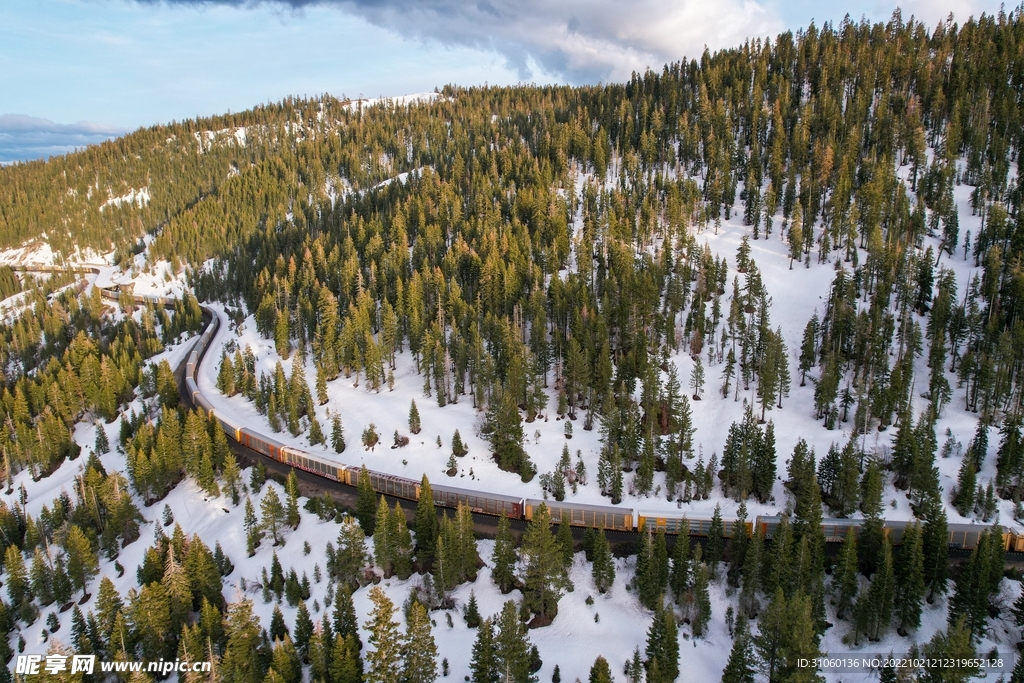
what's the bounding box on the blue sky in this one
[0,0,1004,163]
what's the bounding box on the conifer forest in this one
[1,8,1024,683]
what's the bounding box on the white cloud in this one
[0,115,126,164]
[149,0,784,82]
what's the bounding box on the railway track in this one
[12,264,1024,564]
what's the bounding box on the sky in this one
[0,0,1007,163]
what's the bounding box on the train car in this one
[280,447,344,482]
[185,376,199,399]
[638,512,753,538]
[215,412,240,441]
[347,466,419,501]
[525,499,633,531]
[820,518,863,543]
[238,427,287,462]
[946,523,995,550]
[430,482,524,518]
[1010,527,1024,552]
[194,389,215,418]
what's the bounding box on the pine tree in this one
[293,601,313,657]
[922,503,949,601]
[739,524,762,618]
[755,587,787,683]
[4,544,29,610]
[953,457,977,517]
[470,617,498,683]
[330,633,363,683]
[95,425,110,454]
[221,599,264,683]
[591,528,615,594]
[268,636,301,683]
[464,590,482,628]
[556,512,574,569]
[222,452,241,505]
[331,413,346,453]
[706,504,724,573]
[493,600,534,683]
[692,558,712,638]
[374,496,393,575]
[520,503,570,622]
[401,601,437,683]
[858,538,895,642]
[390,502,413,579]
[415,475,439,566]
[64,524,98,599]
[645,603,679,679]
[690,356,705,400]
[364,586,402,683]
[720,614,756,683]
[670,524,692,607]
[333,583,359,642]
[451,429,468,457]
[261,486,287,545]
[245,496,261,556]
[285,470,301,529]
[270,604,289,642]
[409,399,421,435]
[894,523,926,635]
[858,460,885,577]
[356,464,377,534]
[589,656,613,683]
[832,528,858,621]
[492,511,518,594]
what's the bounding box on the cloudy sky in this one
[0,0,1004,163]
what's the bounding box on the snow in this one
[100,187,150,212]
[4,112,1024,681]
[193,164,1022,536]
[345,93,438,111]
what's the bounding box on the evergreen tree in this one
[356,464,377,534]
[285,469,301,529]
[492,511,518,594]
[245,496,261,556]
[401,601,437,683]
[261,485,287,545]
[333,583,359,641]
[519,503,570,622]
[645,603,679,680]
[409,399,422,435]
[470,617,498,683]
[893,523,926,635]
[832,528,858,621]
[922,503,949,601]
[855,538,894,642]
[270,604,289,642]
[451,429,468,457]
[720,614,756,683]
[221,599,264,683]
[591,528,615,594]
[415,475,439,566]
[464,590,482,628]
[331,413,347,453]
[589,656,613,683]
[364,586,403,683]
[755,587,787,683]
[493,600,535,683]
[691,559,712,638]
[293,601,313,657]
[556,512,574,569]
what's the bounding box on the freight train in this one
[18,265,1024,554]
[180,303,1024,553]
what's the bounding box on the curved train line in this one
[15,264,1024,555]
